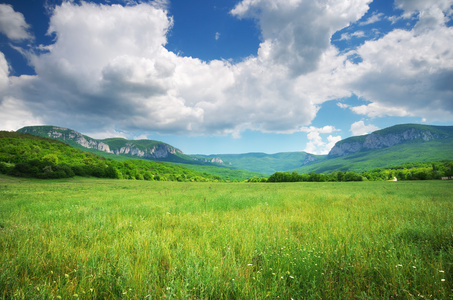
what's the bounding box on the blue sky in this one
[0,0,452,155]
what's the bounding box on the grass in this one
[0,175,452,299]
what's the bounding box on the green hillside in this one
[16,126,198,164]
[0,131,221,182]
[14,123,453,176]
[296,134,453,173]
[331,124,453,153]
[172,162,267,181]
[193,152,323,174]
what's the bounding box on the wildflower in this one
[413,266,416,269]
[247,264,253,266]
[396,264,402,267]
[290,276,294,279]
[441,279,446,282]
[439,270,445,273]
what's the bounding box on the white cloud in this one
[0,97,43,131]
[215,32,220,40]
[0,4,33,41]
[349,102,411,118]
[339,31,366,41]
[350,121,379,136]
[341,2,453,122]
[2,0,371,137]
[0,52,9,92]
[231,0,371,76]
[2,0,452,141]
[301,126,341,155]
[359,12,384,26]
[395,0,453,16]
[337,102,349,109]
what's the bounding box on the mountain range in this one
[17,124,453,175]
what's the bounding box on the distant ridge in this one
[329,124,453,157]
[17,126,198,164]
[296,124,453,173]
[192,152,322,174]
[16,123,453,174]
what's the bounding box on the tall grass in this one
[0,175,452,299]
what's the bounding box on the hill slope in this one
[193,152,323,174]
[296,124,453,173]
[17,126,202,164]
[329,124,453,157]
[15,123,453,175]
[0,131,221,181]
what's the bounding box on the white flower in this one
[439,270,445,273]
[441,279,446,282]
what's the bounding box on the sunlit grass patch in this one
[0,176,452,298]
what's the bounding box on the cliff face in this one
[18,126,183,160]
[329,125,451,157]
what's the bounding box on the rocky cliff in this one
[329,124,452,157]
[17,126,183,160]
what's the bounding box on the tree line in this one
[248,161,453,183]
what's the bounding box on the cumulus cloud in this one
[0,4,33,41]
[2,0,372,137]
[1,0,452,141]
[342,1,453,122]
[0,97,43,131]
[231,0,371,76]
[301,126,341,155]
[350,121,379,136]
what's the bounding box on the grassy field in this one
[0,175,452,299]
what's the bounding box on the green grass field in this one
[0,175,452,299]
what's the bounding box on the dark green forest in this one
[0,131,221,181]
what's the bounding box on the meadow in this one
[0,175,452,299]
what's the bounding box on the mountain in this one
[0,131,220,181]
[192,152,323,175]
[16,125,321,174]
[329,124,453,157]
[295,124,453,173]
[16,124,453,176]
[17,126,198,164]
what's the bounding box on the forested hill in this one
[329,124,453,157]
[0,131,221,181]
[17,125,200,164]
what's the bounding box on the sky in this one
[0,0,452,155]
